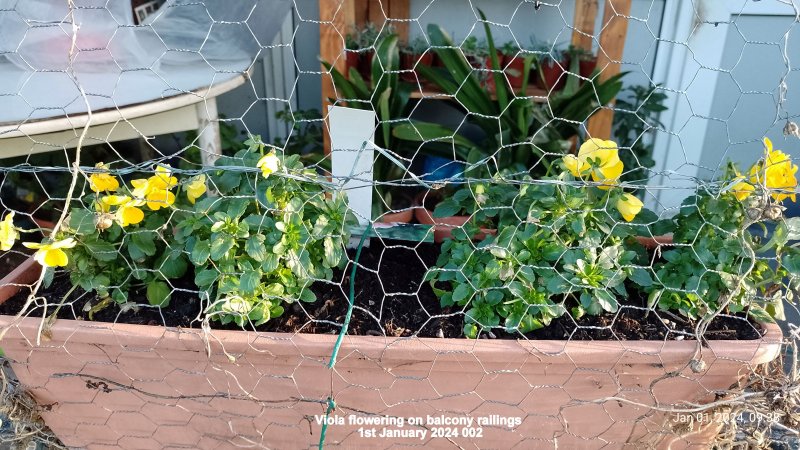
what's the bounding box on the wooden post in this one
[571,0,598,51]
[320,0,355,156]
[390,0,410,43]
[586,0,631,140]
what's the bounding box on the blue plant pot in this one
[422,156,464,182]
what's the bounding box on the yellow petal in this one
[731,179,754,201]
[42,248,69,267]
[186,175,207,204]
[593,156,624,183]
[256,153,280,179]
[562,154,589,177]
[0,212,18,251]
[616,193,643,222]
[145,190,176,210]
[52,238,77,249]
[119,206,144,227]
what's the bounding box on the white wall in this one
[699,14,800,181]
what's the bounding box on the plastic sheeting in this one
[0,0,291,123]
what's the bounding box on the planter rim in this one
[0,257,783,367]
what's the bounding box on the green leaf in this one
[195,269,218,288]
[69,208,96,235]
[111,288,128,304]
[452,284,472,304]
[227,199,249,219]
[239,270,261,295]
[433,198,462,218]
[782,248,800,273]
[191,240,211,265]
[158,250,188,279]
[84,239,117,262]
[131,232,157,257]
[629,268,653,287]
[261,253,280,273]
[210,236,235,261]
[784,217,800,241]
[299,289,317,303]
[323,236,342,268]
[391,121,475,160]
[463,323,479,339]
[595,290,619,313]
[146,281,171,307]
[747,304,775,323]
[245,235,267,262]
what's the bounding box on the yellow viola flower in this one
[730,173,754,201]
[23,237,77,268]
[89,163,120,193]
[749,137,798,202]
[130,165,178,200]
[149,164,178,191]
[145,189,176,211]
[563,138,624,189]
[185,174,207,204]
[0,212,19,251]
[100,195,145,227]
[130,178,152,199]
[616,193,643,222]
[256,152,280,178]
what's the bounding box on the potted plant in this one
[535,44,571,91]
[499,41,532,91]
[344,31,361,77]
[393,16,623,177]
[565,44,597,79]
[400,36,434,82]
[0,137,792,448]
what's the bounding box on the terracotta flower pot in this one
[414,193,496,243]
[636,234,674,249]
[537,57,569,91]
[345,51,361,78]
[400,52,434,82]
[502,54,526,89]
[377,207,414,224]
[467,54,501,92]
[579,57,597,78]
[358,49,374,80]
[0,260,783,449]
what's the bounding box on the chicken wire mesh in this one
[0,0,797,449]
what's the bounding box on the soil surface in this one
[0,239,763,340]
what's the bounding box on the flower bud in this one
[95,213,114,230]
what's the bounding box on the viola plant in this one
[7,162,200,315]
[648,138,799,322]
[428,138,655,338]
[175,138,355,327]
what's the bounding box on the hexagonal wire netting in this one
[0,0,798,448]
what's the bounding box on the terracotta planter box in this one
[0,258,783,449]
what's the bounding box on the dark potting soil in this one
[0,240,763,341]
